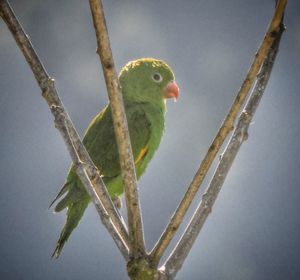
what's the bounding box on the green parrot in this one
[51,58,179,258]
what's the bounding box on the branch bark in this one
[89,0,145,258]
[163,16,286,280]
[149,0,287,266]
[0,0,129,260]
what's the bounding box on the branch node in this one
[103,60,114,70]
[270,28,280,38]
[236,129,249,143]
[127,258,167,280]
[41,78,58,106]
[86,163,101,182]
[41,78,55,96]
[202,193,212,213]
[50,105,65,128]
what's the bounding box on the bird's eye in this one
[152,73,163,83]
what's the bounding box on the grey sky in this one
[0,1,299,279]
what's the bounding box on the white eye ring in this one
[152,73,163,83]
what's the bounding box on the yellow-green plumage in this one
[51,58,177,257]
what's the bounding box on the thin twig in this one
[149,0,287,266]
[163,17,286,280]
[89,0,145,258]
[0,0,130,259]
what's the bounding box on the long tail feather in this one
[52,197,89,258]
[49,182,70,209]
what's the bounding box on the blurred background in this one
[0,0,299,279]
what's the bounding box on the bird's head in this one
[119,58,179,106]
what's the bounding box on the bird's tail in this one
[51,180,89,258]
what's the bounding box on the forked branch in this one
[150,0,287,266]
[163,15,286,280]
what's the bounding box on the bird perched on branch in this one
[51,58,179,257]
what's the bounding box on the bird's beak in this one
[163,81,179,102]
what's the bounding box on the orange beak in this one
[163,81,179,101]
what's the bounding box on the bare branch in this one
[163,16,286,279]
[150,0,287,266]
[89,0,145,257]
[0,0,129,259]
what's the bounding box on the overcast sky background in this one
[0,0,299,279]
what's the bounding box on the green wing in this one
[82,105,120,178]
[83,103,151,181]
